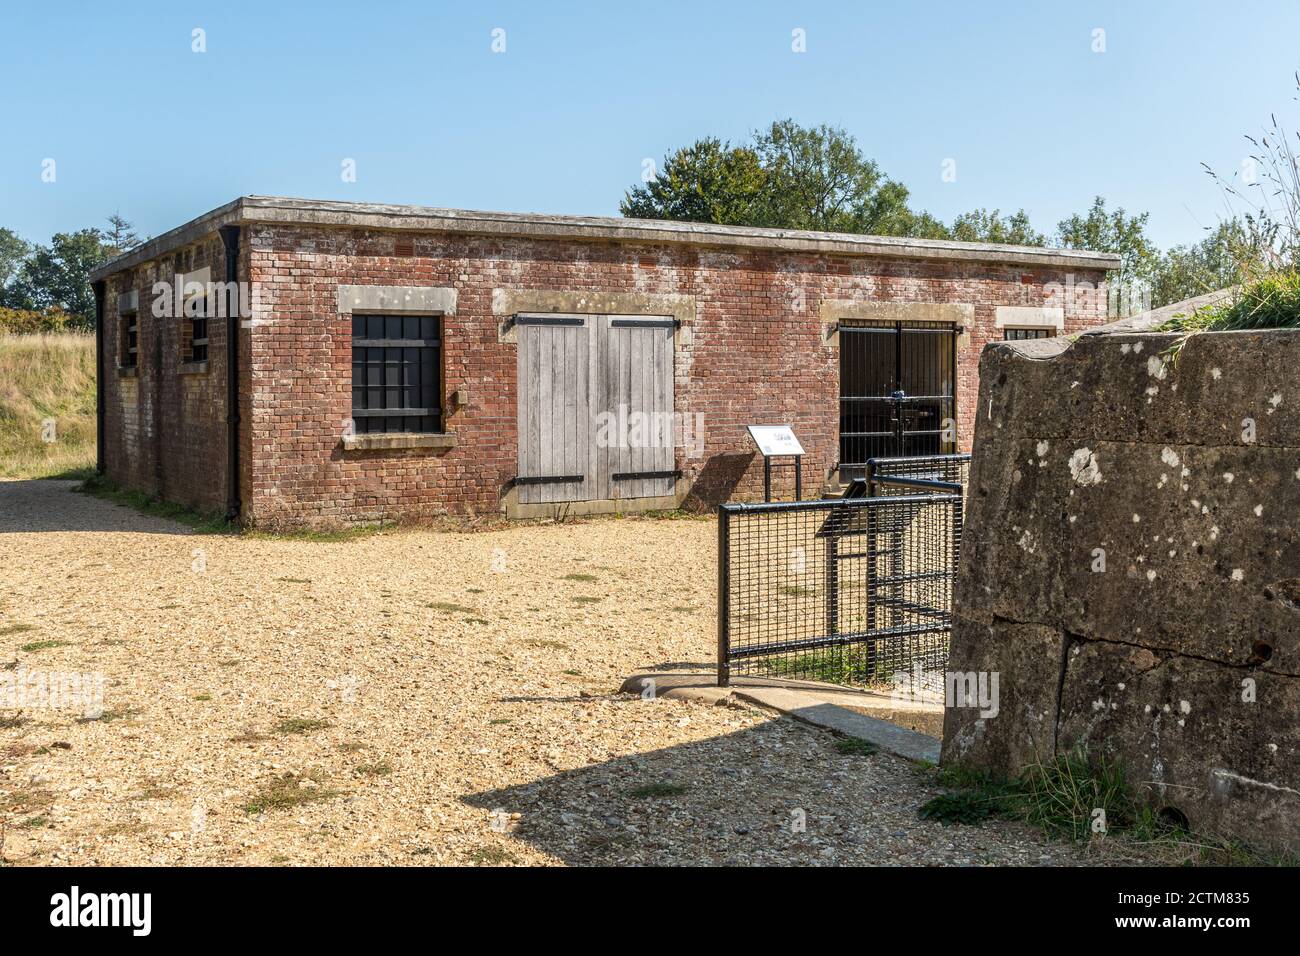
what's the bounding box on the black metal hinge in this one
[514,316,585,327]
[612,470,681,481]
[515,474,584,486]
[609,318,679,329]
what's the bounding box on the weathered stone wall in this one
[943,326,1299,850]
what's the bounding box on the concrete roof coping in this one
[89,195,1122,282]
[1081,287,1237,336]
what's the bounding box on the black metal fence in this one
[717,456,965,689]
[866,453,970,497]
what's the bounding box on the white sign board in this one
[747,425,805,457]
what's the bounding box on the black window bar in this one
[121,312,138,368]
[1004,327,1055,341]
[190,315,208,363]
[351,314,442,434]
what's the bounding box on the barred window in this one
[189,312,208,363]
[120,311,138,368]
[1004,327,1055,341]
[351,314,442,434]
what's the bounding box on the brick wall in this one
[101,235,234,513]
[237,225,1110,528]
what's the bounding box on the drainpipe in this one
[219,225,241,522]
[92,281,106,475]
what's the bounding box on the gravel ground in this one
[0,479,1117,866]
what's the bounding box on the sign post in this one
[746,425,806,502]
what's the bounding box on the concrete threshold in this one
[619,671,942,765]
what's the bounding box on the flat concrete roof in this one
[90,195,1122,281]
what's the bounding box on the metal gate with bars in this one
[717,454,967,689]
[839,320,957,479]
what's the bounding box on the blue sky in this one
[3,1,1298,250]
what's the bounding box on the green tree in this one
[104,213,143,255]
[621,138,769,225]
[754,119,936,235]
[1150,217,1274,307]
[0,227,31,301]
[1055,196,1159,291]
[6,229,114,329]
[949,208,1046,246]
[622,120,942,237]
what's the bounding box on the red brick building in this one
[89,197,1117,528]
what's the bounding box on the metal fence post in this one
[717,505,731,687]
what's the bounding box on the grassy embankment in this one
[0,332,96,480]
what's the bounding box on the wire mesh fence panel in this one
[866,453,970,497]
[718,492,962,689]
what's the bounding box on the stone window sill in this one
[117,366,138,378]
[178,361,209,375]
[342,432,457,452]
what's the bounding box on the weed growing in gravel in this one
[526,639,569,650]
[570,596,602,605]
[833,737,879,757]
[467,846,517,866]
[21,816,48,829]
[0,624,35,637]
[242,772,341,814]
[192,694,212,702]
[76,707,139,724]
[914,752,1282,864]
[427,601,480,615]
[273,717,330,736]
[919,792,1000,827]
[0,714,27,729]
[19,639,70,653]
[355,762,393,777]
[1018,751,1138,841]
[562,573,598,582]
[247,523,394,543]
[131,785,178,801]
[229,729,272,744]
[630,782,688,799]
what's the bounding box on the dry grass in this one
[0,332,96,479]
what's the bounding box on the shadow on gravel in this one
[0,480,195,535]
[463,721,876,866]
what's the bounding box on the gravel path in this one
[0,479,1109,866]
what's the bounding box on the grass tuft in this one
[273,717,330,736]
[833,737,880,757]
[630,782,688,799]
[242,772,341,814]
[19,639,70,653]
[1159,270,1300,361]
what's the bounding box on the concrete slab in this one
[620,672,942,765]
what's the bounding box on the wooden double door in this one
[516,314,676,505]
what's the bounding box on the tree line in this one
[0,216,141,332]
[621,119,1274,311]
